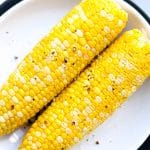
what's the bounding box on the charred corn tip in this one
[0,0,127,136]
[19,29,150,150]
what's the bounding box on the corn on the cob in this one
[19,29,150,150]
[0,0,127,136]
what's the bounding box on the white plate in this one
[0,0,150,150]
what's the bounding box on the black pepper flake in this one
[72,121,76,125]
[5,31,9,34]
[105,105,108,109]
[95,141,99,145]
[64,58,68,63]
[11,105,14,110]
[72,62,75,66]
[74,29,77,33]
[44,120,48,124]
[87,87,91,92]
[23,126,27,129]
[51,51,55,55]
[32,98,35,101]
[86,139,89,142]
[14,56,18,60]
[61,148,64,150]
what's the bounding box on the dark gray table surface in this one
[131,2,150,150]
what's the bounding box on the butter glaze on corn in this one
[19,30,150,150]
[0,0,127,136]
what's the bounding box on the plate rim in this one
[124,0,150,25]
[0,0,149,25]
[0,1,150,37]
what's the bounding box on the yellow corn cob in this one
[0,0,127,136]
[19,29,150,150]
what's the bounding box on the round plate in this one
[0,0,150,150]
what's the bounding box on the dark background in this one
[0,0,150,149]
[139,135,150,150]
